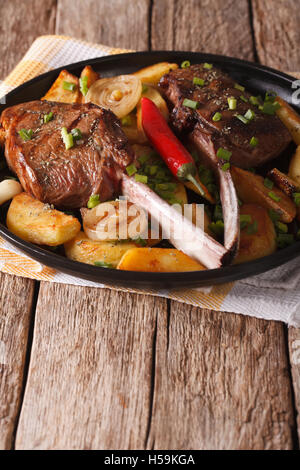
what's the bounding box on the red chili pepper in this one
[141,97,204,195]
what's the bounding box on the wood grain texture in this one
[0,273,34,450]
[56,0,150,50]
[252,0,300,70]
[15,284,164,449]
[288,328,300,442]
[146,306,294,450]
[151,0,254,60]
[0,0,56,79]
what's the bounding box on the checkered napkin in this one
[1,35,300,327]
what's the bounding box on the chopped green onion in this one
[208,220,224,237]
[240,95,248,103]
[259,101,280,115]
[249,96,260,106]
[265,90,277,103]
[221,163,230,171]
[240,214,252,229]
[71,128,82,141]
[293,192,300,206]
[183,98,199,109]
[247,220,258,235]
[142,84,148,93]
[217,147,232,161]
[250,136,258,147]
[87,194,100,209]
[268,209,281,222]
[244,109,255,121]
[212,112,222,122]
[275,221,288,233]
[138,154,150,165]
[18,128,33,141]
[234,83,245,92]
[193,77,205,86]
[277,233,294,248]
[62,81,77,92]
[155,182,177,191]
[181,60,190,68]
[227,97,237,110]
[268,191,281,202]
[126,164,137,176]
[121,115,132,127]
[203,63,213,69]
[264,178,274,189]
[135,174,148,184]
[43,111,53,123]
[79,75,88,96]
[149,165,158,176]
[235,113,249,124]
[94,261,113,268]
[61,127,74,150]
[133,237,147,247]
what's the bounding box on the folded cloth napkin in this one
[0,35,300,327]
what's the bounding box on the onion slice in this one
[85,75,142,118]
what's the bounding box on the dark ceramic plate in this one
[0,51,299,288]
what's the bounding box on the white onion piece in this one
[81,200,148,242]
[0,179,22,205]
[85,75,142,118]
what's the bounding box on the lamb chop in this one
[0,99,228,268]
[159,64,292,255]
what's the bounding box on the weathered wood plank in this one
[252,0,300,70]
[288,328,300,442]
[15,284,163,449]
[56,0,150,50]
[0,273,35,449]
[0,0,57,79]
[151,0,254,60]
[147,307,294,449]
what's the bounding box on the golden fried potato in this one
[121,113,148,144]
[231,166,296,223]
[268,168,299,197]
[275,96,300,145]
[117,247,206,272]
[288,145,300,187]
[42,69,81,104]
[234,204,277,264]
[65,231,137,267]
[133,62,178,85]
[7,193,81,246]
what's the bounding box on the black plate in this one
[0,51,299,289]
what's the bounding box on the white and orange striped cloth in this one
[1,35,300,326]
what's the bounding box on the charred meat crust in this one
[0,100,134,209]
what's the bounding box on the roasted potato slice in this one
[65,231,137,267]
[117,247,206,272]
[231,166,296,223]
[7,193,81,246]
[267,168,299,197]
[42,69,81,104]
[133,62,178,85]
[288,145,300,187]
[234,204,277,264]
[121,113,148,144]
[275,96,300,145]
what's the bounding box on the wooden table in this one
[0,0,299,450]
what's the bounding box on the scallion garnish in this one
[121,115,132,127]
[126,164,137,176]
[234,83,245,92]
[265,90,277,103]
[275,221,288,233]
[135,174,148,184]
[43,111,53,124]
[203,63,213,69]
[249,96,260,106]
[71,128,82,141]
[183,98,199,109]
[79,75,88,96]
[240,214,252,229]
[228,97,237,110]
[244,109,255,121]
[18,128,33,141]
[259,101,280,115]
[217,148,232,161]
[94,261,113,268]
[235,114,249,124]
[138,153,150,165]
[181,60,190,68]
[263,178,274,189]
[212,112,222,122]
[61,127,74,150]
[208,220,224,237]
[250,136,258,147]
[268,191,281,202]
[193,77,205,86]
[293,192,300,207]
[240,95,248,103]
[247,220,258,235]
[62,81,77,92]
[268,209,281,222]
[87,194,100,209]
[221,163,230,171]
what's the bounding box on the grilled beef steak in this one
[159,64,291,169]
[0,100,134,208]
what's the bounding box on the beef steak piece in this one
[159,64,291,169]
[0,100,134,208]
